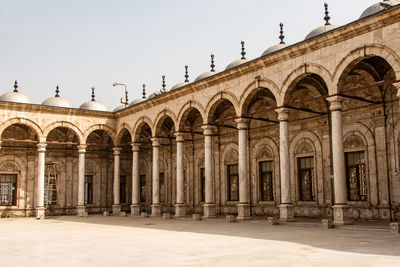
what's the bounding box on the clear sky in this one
[0,0,379,111]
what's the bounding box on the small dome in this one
[80,100,107,111]
[148,89,168,100]
[305,24,337,40]
[171,81,190,91]
[195,71,217,82]
[0,81,31,104]
[42,96,72,108]
[225,58,249,71]
[262,43,290,56]
[79,87,107,111]
[129,98,146,106]
[113,105,126,112]
[0,91,32,104]
[360,1,400,19]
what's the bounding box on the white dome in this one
[148,89,168,100]
[0,91,32,104]
[42,96,72,108]
[130,98,146,106]
[360,1,400,19]
[113,105,126,112]
[195,71,217,82]
[305,24,337,40]
[80,100,107,111]
[225,58,249,71]
[262,43,290,56]
[171,81,190,91]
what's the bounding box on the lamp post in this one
[113,83,129,107]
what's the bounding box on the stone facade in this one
[1,4,400,224]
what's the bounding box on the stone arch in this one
[153,109,177,136]
[43,121,83,144]
[205,91,239,124]
[221,143,239,164]
[279,63,332,106]
[343,123,378,206]
[83,124,116,145]
[132,116,153,142]
[115,126,133,146]
[0,117,43,141]
[332,44,400,94]
[239,78,280,115]
[176,100,206,130]
[0,156,24,173]
[289,130,323,205]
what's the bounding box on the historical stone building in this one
[1,1,400,225]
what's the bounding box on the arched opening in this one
[86,129,114,212]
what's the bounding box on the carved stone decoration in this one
[225,149,238,163]
[0,161,18,172]
[344,135,364,149]
[257,146,272,159]
[296,141,313,154]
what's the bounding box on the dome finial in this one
[324,3,331,26]
[13,80,18,92]
[184,65,189,82]
[142,84,146,99]
[91,87,96,101]
[210,54,215,72]
[279,23,285,44]
[55,85,60,97]
[162,75,166,91]
[241,41,246,60]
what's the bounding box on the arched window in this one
[257,146,274,202]
[295,141,316,202]
[225,149,239,202]
[344,134,367,201]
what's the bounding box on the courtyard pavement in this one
[1,215,399,267]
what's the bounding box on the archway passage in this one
[208,99,237,136]
[1,123,38,149]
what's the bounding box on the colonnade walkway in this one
[1,215,399,266]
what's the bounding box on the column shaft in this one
[152,139,160,205]
[202,125,216,218]
[36,143,46,219]
[132,145,140,205]
[113,148,121,205]
[176,134,184,204]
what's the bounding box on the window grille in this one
[84,175,93,205]
[140,174,146,203]
[298,157,315,201]
[200,167,205,202]
[120,175,126,203]
[259,161,274,201]
[345,151,367,201]
[227,164,239,201]
[0,174,17,206]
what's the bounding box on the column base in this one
[279,204,295,222]
[237,203,251,220]
[174,204,186,217]
[77,206,87,217]
[36,207,46,220]
[333,205,352,225]
[151,204,161,216]
[203,203,216,218]
[112,205,121,215]
[130,204,141,216]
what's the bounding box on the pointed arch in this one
[153,109,177,136]
[132,116,153,142]
[176,100,206,130]
[83,124,116,144]
[332,44,400,94]
[279,63,332,106]
[0,117,43,141]
[43,121,83,144]
[205,91,239,124]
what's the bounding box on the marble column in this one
[235,118,251,220]
[327,96,352,225]
[276,108,294,222]
[36,143,47,219]
[77,145,87,217]
[112,147,122,215]
[151,138,161,216]
[202,125,216,218]
[130,143,141,216]
[175,132,186,217]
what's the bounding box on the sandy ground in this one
[0,215,399,267]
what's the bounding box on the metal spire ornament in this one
[162,76,166,91]
[55,85,60,97]
[13,80,18,92]
[279,23,285,44]
[324,3,331,25]
[241,41,246,59]
[142,84,146,99]
[91,87,96,101]
[210,54,215,72]
[184,65,189,82]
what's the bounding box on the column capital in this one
[235,118,249,130]
[151,137,160,147]
[77,144,87,154]
[201,125,217,136]
[175,132,185,142]
[131,142,140,152]
[113,147,122,155]
[326,95,343,111]
[275,107,290,121]
[37,143,47,152]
